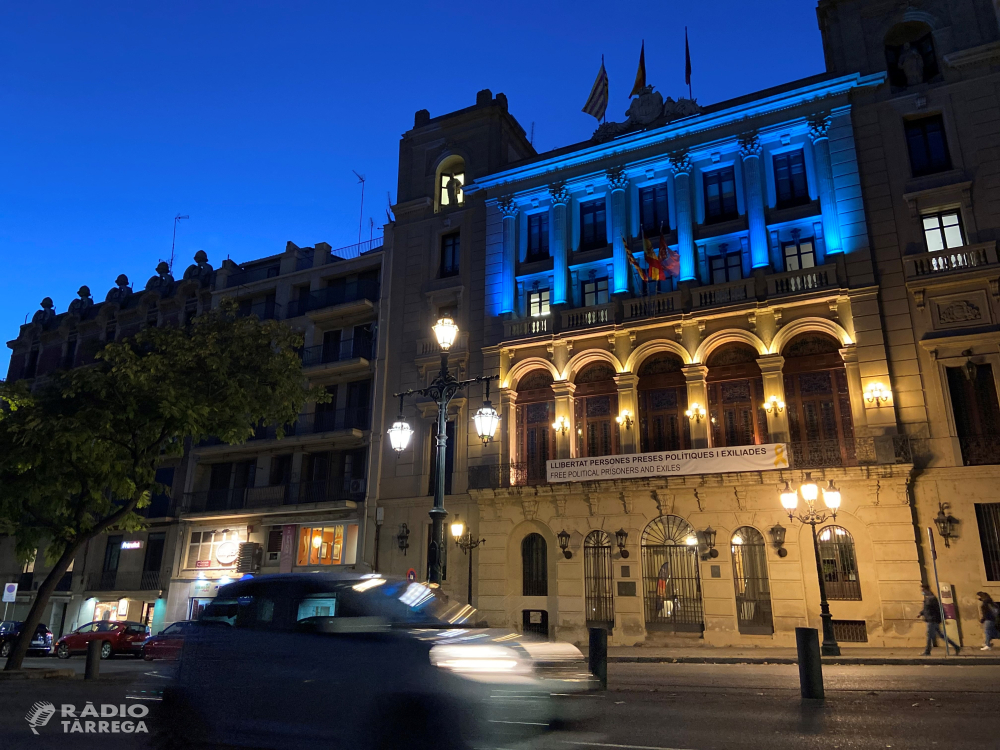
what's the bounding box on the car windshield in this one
[294,578,473,629]
[161,622,193,635]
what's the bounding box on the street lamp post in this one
[387,318,499,586]
[780,472,842,657]
[450,516,485,605]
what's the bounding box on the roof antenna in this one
[352,170,366,245]
[529,122,535,146]
[170,214,189,272]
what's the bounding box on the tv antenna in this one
[170,214,189,272]
[352,170,366,245]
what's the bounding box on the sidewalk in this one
[606,645,1000,666]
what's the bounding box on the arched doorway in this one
[584,531,614,628]
[637,353,690,453]
[641,516,703,632]
[731,527,773,635]
[706,345,769,447]
[515,370,555,484]
[781,334,855,466]
[574,362,620,457]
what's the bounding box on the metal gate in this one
[731,527,773,635]
[641,516,704,632]
[584,531,614,627]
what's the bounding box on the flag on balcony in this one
[582,56,609,122]
[660,231,680,277]
[643,231,664,281]
[629,41,646,98]
[626,243,648,283]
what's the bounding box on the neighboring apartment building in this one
[374,2,1000,649]
[818,0,1000,638]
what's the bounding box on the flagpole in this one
[686,27,693,100]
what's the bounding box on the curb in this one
[609,656,1000,666]
[0,668,77,680]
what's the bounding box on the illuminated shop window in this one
[296,525,358,566]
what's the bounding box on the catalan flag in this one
[629,41,646,98]
[626,239,648,283]
[582,56,609,122]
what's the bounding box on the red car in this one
[141,620,197,661]
[56,620,150,659]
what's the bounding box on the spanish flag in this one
[643,231,664,281]
[629,41,646,98]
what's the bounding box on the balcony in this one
[957,435,1000,466]
[903,242,999,281]
[86,570,162,591]
[300,336,374,368]
[503,316,551,339]
[287,279,380,318]
[766,262,838,297]
[182,478,365,514]
[624,291,683,322]
[692,277,756,309]
[227,264,281,289]
[198,407,371,449]
[561,301,617,331]
[323,237,383,265]
[236,300,282,321]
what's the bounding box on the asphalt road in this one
[1,662,997,749]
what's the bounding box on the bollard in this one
[588,627,607,691]
[795,627,824,700]
[85,639,101,681]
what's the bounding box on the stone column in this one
[501,388,518,470]
[809,114,842,256]
[757,355,790,443]
[549,185,571,306]
[614,372,639,454]
[608,169,630,294]
[740,132,770,270]
[499,197,518,315]
[839,345,869,435]
[551,381,576,459]
[670,151,696,282]
[683,364,710,448]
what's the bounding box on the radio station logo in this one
[25,701,149,735]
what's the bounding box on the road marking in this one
[488,720,550,726]
[562,742,696,750]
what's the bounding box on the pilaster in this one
[549,185,571,306]
[551,381,577,459]
[808,115,842,256]
[614,372,639,454]
[670,151,696,282]
[683,363,710,448]
[608,169,630,294]
[757,354,790,443]
[839,345,869,437]
[740,133,770,269]
[501,388,518,466]
[499,198,518,315]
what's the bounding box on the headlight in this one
[430,645,528,675]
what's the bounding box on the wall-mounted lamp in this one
[763,395,785,414]
[396,523,410,555]
[552,415,570,435]
[685,403,706,423]
[934,503,959,548]
[615,528,630,558]
[557,529,572,559]
[962,350,978,382]
[865,382,890,407]
[615,409,634,430]
[768,523,788,557]
[700,526,719,560]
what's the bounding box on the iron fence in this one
[584,536,614,626]
[641,544,704,632]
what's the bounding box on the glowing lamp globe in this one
[800,474,819,503]
[433,317,459,350]
[387,419,414,453]
[822,481,841,511]
[473,402,501,443]
[451,518,465,540]
[780,481,799,512]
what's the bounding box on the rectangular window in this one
[143,533,166,573]
[975,503,1000,581]
[528,289,550,317]
[922,211,965,252]
[947,363,1000,466]
[527,212,549,261]
[704,167,738,223]
[773,150,809,208]
[440,233,460,277]
[103,536,123,572]
[185,528,247,569]
[579,199,607,251]
[582,278,609,307]
[783,239,817,271]
[905,115,951,177]
[297,525,346,566]
[710,251,743,284]
[639,184,669,235]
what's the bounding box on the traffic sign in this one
[2,583,17,603]
[406,568,417,581]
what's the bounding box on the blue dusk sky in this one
[0,1,825,374]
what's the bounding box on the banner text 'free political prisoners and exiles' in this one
[546,444,790,483]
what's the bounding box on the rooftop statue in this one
[106,274,133,305]
[32,297,56,328]
[68,285,94,316]
[145,261,175,296]
[183,250,214,287]
[592,85,703,144]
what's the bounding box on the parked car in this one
[0,621,53,657]
[55,620,150,659]
[155,573,597,749]
[142,620,199,661]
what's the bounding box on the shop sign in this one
[215,541,239,565]
[121,540,143,550]
[195,560,211,569]
[546,444,789,483]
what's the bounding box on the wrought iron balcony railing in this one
[300,336,374,367]
[226,264,281,288]
[86,570,162,591]
[287,279,380,317]
[182,478,366,514]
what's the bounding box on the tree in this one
[0,302,318,670]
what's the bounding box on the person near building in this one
[975,592,1000,651]
[919,584,960,656]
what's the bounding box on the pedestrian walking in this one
[919,583,960,656]
[975,591,1000,650]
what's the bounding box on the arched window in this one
[640,516,703,632]
[706,345,769,448]
[885,22,939,89]
[521,533,547,596]
[515,370,555,485]
[584,531,614,626]
[731,527,773,635]
[437,155,465,211]
[782,334,855,466]
[637,353,690,453]
[818,525,861,601]
[574,362,620,457]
